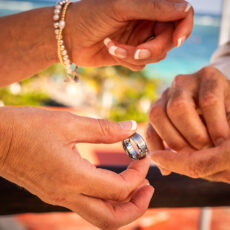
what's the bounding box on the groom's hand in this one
[146,67,230,182]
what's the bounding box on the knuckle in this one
[172,74,186,87]
[200,66,218,76]
[97,119,111,137]
[192,134,209,149]
[167,98,187,117]
[166,140,186,152]
[199,92,218,109]
[149,103,164,123]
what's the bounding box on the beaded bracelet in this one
[54,0,79,82]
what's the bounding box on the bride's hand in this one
[66,0,194,70]
[0,107,153,229]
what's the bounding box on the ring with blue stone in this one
[122,133,148,160]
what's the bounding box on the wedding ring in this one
[122,133,148,160]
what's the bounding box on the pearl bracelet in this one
[54,0,79,82]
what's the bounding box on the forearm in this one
[0,7,59,87]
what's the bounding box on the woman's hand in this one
[0,107,153,229]
[67,0,194,70]
[0,0,193,85]
[147,67,230,176]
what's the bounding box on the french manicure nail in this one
[134,49,151,60]
[175,2,192,12]
[177,36,186,47]
[109,46,117,55]
[104,37,112,46]
[185,3,192,12]
[109,46,127,58]
[119,120,137,131]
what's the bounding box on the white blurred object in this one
[9,83,21,95]
[0,101,4,107]
[199,207,212,230]
[138,98,151,113]
[219,0,230,45]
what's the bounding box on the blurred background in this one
[0,0,230,230]
[0,0,227,123]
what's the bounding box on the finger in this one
[173,7,194,47]
[149,89,191,151]
[145,123,171,176]
[151,146,226,178]
[133,22,174,61]
[80,157,151,201]
[118,0,192,22]
[198,67,230,146]
[68,115,137,144]
[167,74,212,150]
[104,37,165,66]
[70,185,154,230]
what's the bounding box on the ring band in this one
[122,133,148,160]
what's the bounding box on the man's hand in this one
[146,66,230,181]
[150,138,230,183]
[0,107,153,230]
[148,67,230,152]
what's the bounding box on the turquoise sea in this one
[0,0,221,83]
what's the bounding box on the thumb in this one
[72,116,137,144]
[118,0,192,21]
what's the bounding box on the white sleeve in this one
[209,41,230,79]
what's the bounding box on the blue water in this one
[146,14,220,82]
[0,0,221,83]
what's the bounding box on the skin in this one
[0,0,194,228]
[0,0,193,86]
[0,106,153,229]
[147,66,230,183]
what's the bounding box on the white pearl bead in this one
[54,9,60,14]
[61,45,65,51]
[65,60,70,65]
[62,50,67,55]
[53,14,59,21]
[56,4,61,9]
[59,20,65,29]
[63,55,68,60]
[54,22,59,28]
[55,29,59,35]
[60,40,64,45]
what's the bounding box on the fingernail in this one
[104,37,112,46]
[134,49,151,60]
[175,2,192,12]
[109,46,127,59]
[119,120,137,131]
[185,3,192,12]
[177,36,186,47]
[216,138,225,146]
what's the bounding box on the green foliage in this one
[0,64,161,122]
[0,88,49,106]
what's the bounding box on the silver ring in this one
[122,133,148,160]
